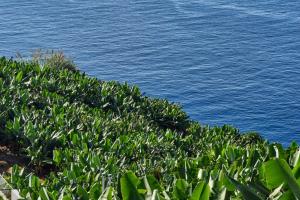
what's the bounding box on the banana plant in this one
[0,57,299,199]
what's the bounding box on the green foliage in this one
[120,172,143,200]
[0,57,299,199]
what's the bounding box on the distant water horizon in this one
[0,0,300,146]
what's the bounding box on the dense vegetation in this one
[0,57,299,199]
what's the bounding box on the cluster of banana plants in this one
[0,57,299,199]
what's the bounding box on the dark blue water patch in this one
[0,0,300,146]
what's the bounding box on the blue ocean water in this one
[0,0,299,146]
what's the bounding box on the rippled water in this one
[1,0,300,145]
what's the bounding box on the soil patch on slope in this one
[0,144,28,174]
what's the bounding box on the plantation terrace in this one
[0,53,299,199]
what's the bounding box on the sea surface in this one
[0,0,300,146]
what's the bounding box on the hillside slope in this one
[0,57,299,199]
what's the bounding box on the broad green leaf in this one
[99,187,114,200]
[77,186,89,200]
[16,71,23,82]
[120,171,143,200]
[247,182,270,199]
[173,179,189,200]
[189,181,210,200]
[291,149,300,168]
[39,187,50,200]
[279,190,295,200]
[53,150,62,164]
[145,175,163,192]
[89,183,101,199]
[228,176,263,200]
[29,175,40,189]
[261,158,300,199]
[219,171,235,191]
[292,154,300,180]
